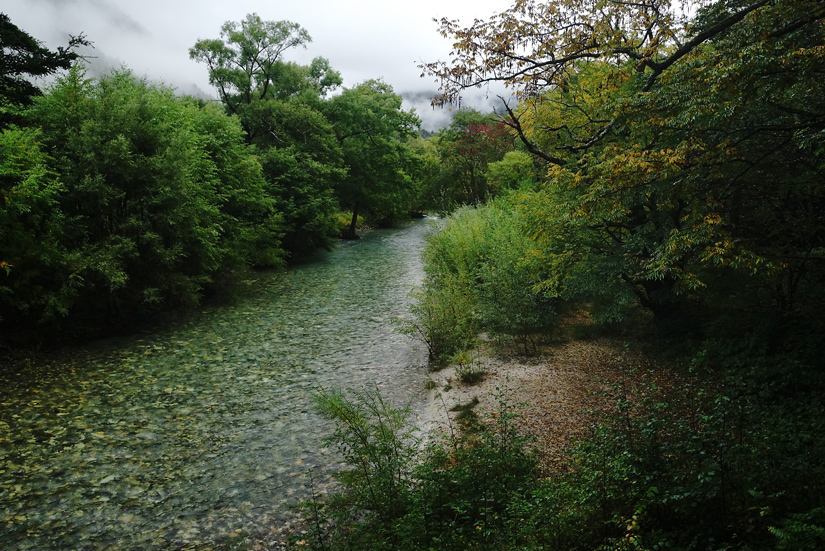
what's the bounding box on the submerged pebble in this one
[0,222,430,550]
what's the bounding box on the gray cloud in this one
[33,0,148,35]
[87,0,148,35]
[5,0,515,130]
[74,43,127,77]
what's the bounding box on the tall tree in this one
[0,125,66,324]
[19,66,279,327]
[429,109,514,211]
[191,14,346,256]
[0,13,87,125]
[249,97,345,255]
[189,13,311,120]
[0,13,86,102]
[327,80,421,238]
[0,14,87,292]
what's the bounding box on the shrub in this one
[399,199,556,360]
[450,349,486,385]
[393,283,477,362]
[305,385,538,551]
[312,386,418,526]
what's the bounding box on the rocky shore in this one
[417,337,661,473]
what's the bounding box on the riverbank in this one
[252,324,680,549]
[417,334,667,473]
[254,335,665,548]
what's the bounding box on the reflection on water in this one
[0,221,431,550]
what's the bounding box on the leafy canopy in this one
[327,79,421,237]
[423,0,825,320]
[189,13,312,115]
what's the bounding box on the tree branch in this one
[641,0,771,92]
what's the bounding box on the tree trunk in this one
[635,277,682,321]
[342,203,360,240]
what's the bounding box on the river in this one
[0,220,432,550]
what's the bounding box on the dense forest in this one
[2,0,825,549]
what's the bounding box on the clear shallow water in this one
[0,221,431,550]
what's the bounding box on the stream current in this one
[0,220,431,550]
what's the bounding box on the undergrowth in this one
[295,331,825,551]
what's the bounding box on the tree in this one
[405,136,443,215]
[422,0,780,159]
[20,66,279,327]
[0,14,88,295]
[189,13,312,119]
[486,150,535,192]
[0,13,87,124]
[424,0,825,321]
[0,126,68,325]
[428,109,514,211]
[191,14,345,256]
[250,98,345,255]
[327,80,421,238]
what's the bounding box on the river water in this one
[0,221,432,550]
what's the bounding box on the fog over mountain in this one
[4,0,513,130]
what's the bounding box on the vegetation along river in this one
[0,220,432,550]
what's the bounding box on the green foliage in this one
[184,98,284,269]
[485,150,536,192]
[0,125,68,322]
[256,124,341,255]
[306,385,537,551]
[192,15,344,256]
[402,198,555,359]
[0,13,87,124]
[514,186,642,323]
[0,65,282,331]
[334,211,365,236]
[1,13,437,334]
[424,0,825,324]
[313,386,419,526]
[192,13,429,251]
[449,350,485,385]
[419,109,516,213]
[191,14,353,257]
[505,344,825,551]
[770,508,825,551]
[189,14,312,117]
[327,80,421,238]
[192,14,425,252]
[404,136,443,214]
[393,281,477,362]
[304,2,825,550]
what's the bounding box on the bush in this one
[509,348,825,551]
[305,385,538,551]
[393,283,477,362]
[312,386,418,526]
[4,65,283,331]
[399,199,556,360]
[450,349,486,385]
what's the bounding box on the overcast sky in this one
[4,0,514,130]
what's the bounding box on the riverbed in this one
[0,220,432,550]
